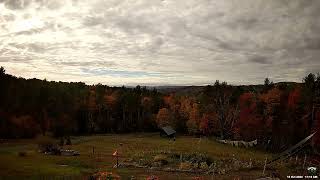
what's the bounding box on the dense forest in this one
[1,66,320,152]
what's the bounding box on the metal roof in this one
[161,126,176,136]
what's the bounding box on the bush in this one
[193,163,199,168]
[200,162,208,170]
[66,137,72,145]
[9,115,41,138]
[153,154,168,165]
[181,153,213,164]
[93,171,120,180]
[36,136,57,153]
[59,138,64,146]
[179,162,192,170]
[18,151,27,157]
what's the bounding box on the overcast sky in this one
[0,0,319,86]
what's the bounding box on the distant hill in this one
[154,81,302,95]
[155,86,204,95]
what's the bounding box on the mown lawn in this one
[0,133,296,179]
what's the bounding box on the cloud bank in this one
[0,0,319,85]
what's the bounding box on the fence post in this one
[262,157,268,176]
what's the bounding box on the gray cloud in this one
[35,0,62,10]
[83,16,104,27]
[55,61,117,68]
[0,0,320,85]
[0,0,62,10]
[248,55,271,65]
[2,14,16,21]
[225,17,260,30]
[0,0,30,10]
[303,38,320,50]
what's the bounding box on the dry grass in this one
[0,133,289,179]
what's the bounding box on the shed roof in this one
[161,126,176,136]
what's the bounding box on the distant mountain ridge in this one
[153,81,301,95]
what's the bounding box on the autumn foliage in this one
[156,108,173,127]
[1,67,320,152]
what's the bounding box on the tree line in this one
[0,66,320,152]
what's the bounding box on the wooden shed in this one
[160,126,176,138]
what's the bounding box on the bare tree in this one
[209,81,237,139]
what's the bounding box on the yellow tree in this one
[156,108,173,128]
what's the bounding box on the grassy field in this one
[0,133,300,179]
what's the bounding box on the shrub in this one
[153,154,168,165]
[93,171,120,180]
[18,151,27,157]
[66,137,72,145]
[59,138,64,146]
[10,115,41,138]
[193,163,199,168]
[179,162,192,170]
[181,153,213,164]
[199,162,208,170]
[36,136,57,153]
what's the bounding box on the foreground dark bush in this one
[37,136,60,154]
[18,151,27,157]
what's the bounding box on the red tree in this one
[235,92,262,140]
[288,88,301,110]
